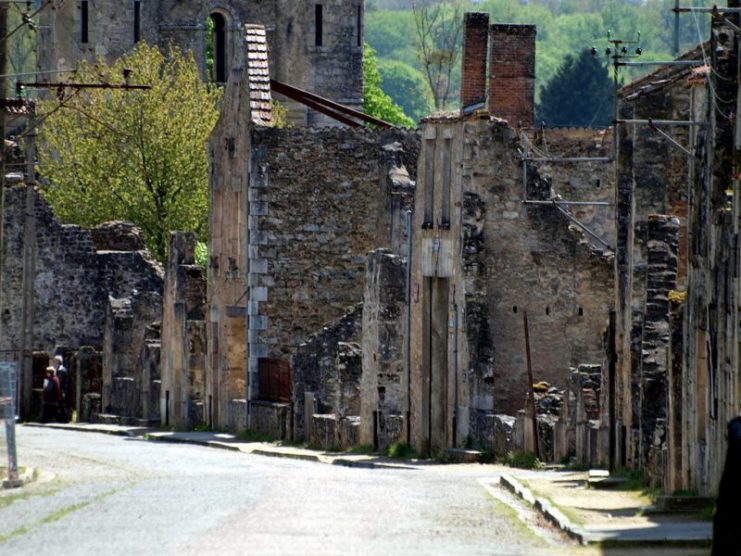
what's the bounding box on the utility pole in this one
[0,0,8,358]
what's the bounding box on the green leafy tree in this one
[37,43,222,261]
[536,49,614,127]
[363,44,414,127]
[378,60,432,122]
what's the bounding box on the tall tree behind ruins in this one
[412,0,463,111]
[36,44,222,261]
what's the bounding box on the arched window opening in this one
[206,13,227,83]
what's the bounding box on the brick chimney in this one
[488,24,536,127]
[460,12,490,112]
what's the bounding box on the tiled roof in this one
[244,24,272,127]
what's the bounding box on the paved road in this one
[1,427,561,556]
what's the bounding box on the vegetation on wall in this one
[37,44,222,262]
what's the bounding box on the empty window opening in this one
[356,5,362,47]
[577,307,583,316]
[441,139,452,227]
[545,306,550,316]
[315,4,323,47]
[81,1,89,43]
[512,306,518,314]
[423,140,436,227]
[134,0,141,43]
[206,13,227,83]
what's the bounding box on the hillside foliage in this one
[367,0,715,124]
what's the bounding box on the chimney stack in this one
[488,24,536,127]
[460,12,490,112]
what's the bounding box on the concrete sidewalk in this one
[22,422,715,547]
[500,471,713,546]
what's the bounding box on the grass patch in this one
[387,442,418,459]
[0,486,122,542]
[699,503,715,521]
[0,485,61,510]
[671,489,699,497]
[502,451,544,469]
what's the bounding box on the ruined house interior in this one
[0,2,738,498]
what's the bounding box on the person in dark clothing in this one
[711,416,741,556]
[51,355,69,422]
[41,366,61,423]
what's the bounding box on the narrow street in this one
[2,427,557,556]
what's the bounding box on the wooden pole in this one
[523,311,540,459]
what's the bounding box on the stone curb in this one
[2,466,36,489]
[22,422,422,471]
[251,449,321,462]
[23,422,147,438]
[499,473,587,545]
[143,434,242,453]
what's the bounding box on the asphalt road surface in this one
[0,426,569,556]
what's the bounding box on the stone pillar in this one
[161,232,206,429]
[640,214,679,487]
[488,24,536,127]
[460,12,489,111]
[360,249,407,450]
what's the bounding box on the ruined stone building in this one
[4,2,736,497]
[37,0,363,125]
[0,186,163,421]
[193,14,616,458]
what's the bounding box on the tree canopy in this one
[536,49,614,127]
[363,44,415,127]
[367,0,715,113]
[378,59,432,122]
[37,43,222,261]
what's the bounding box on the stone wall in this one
[291,305,363,441]
[241,126,417,436]
[0,186,164,417]
[38,0,363,126]
[524,127,615,249]
[614,45,705,471]
[102,291,163,420]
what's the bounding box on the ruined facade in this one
[205,33,418,432]
[609,15,739,495]
[0,186,163,420]
[37,0,363,125]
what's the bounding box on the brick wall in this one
[460,12,490,110]
[488,24,536,128]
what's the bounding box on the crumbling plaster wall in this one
[525,127,616,249]
[409,115,613,455]
[466,117,613,417]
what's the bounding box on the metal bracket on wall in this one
[523,198,614,251]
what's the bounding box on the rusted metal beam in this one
[271,79,393,128]
[523,311,540,460]
[281,92,362,128]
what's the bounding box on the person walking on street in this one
[41,366,62,423]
